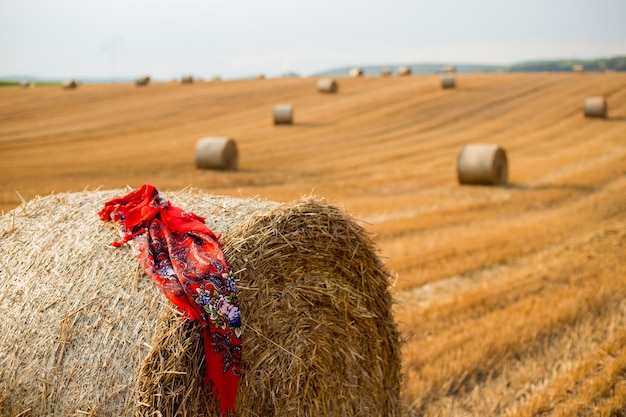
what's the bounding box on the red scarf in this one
[98,185,241,416]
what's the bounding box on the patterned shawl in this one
[98,184,242,416]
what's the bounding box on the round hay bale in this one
[20,80,32,88]
[317,78,338,93]
[0,189,402,417]
[397,65,412,76]
[135,75,151,86]
[349,67,364,77]
[62,79,78,89]
[442,65,457,74]
[572,64,584,73]
[273,104,293,125]
[583,96,607,118]
[457,144,508,185]
[441,74,456,89]
[380,68,392,76]
[181,75,194,84]
[195,137,238,170]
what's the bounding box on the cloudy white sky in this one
[1,0,625,80]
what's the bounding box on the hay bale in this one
[62,79,77,89]
[572,64,584,73]
[380,68,392,76]
[397,65,412,76]
[181,75,194,84]
[135,75,151,86]
[457,144,508,185]
[441,74,456,89]
[442,65,456,74]
[195,137,238,170]
[273,104,293,125]
[0,189,402,417]
[349,67,364,77]
[317,78,338,93]
[583,96,607,118]
[20,81,32,88]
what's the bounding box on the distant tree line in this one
[507,56,626,72]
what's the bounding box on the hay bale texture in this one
[583,96,607,118]
[349,68,364,77]
[457,144,508,185]
[273,104,293,125]
[0,189,402,417]
[135,75,151,86]
[62,79,78,89]
[441,74,455,89]
[397,66,412,76]
[317,78,338,93]
[195,137,238,170]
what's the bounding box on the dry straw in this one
[0,189,402,417]
[397,66,412,76]
[441,74,456,89]
[457,144,508,185]
[273,104,294,125]
[349,68,364,77]
[583,96,607,118]
[317,78,338,93]
[195,137,238,170]
[442,65,456,74]
[62,79,77,89]
[135,75,151,86]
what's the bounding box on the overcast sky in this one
[1,0,625,80]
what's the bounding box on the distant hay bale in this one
[317,78,338,93]
[442,65,457,74]
[380,68,392,76]
[397,66,412,76]
[135,75,151,86]
[20,81,32,88]
[62,79,78,89]
[572,64,584,73]
[181,75,194,84]
[0,189,402,417]
[441,74,456,89]
[583,96,607,118]
[273,104,294,125]
[256,74,266,80]
[195,137,238,170]
[457,144,508,185]
[349,68,364,77]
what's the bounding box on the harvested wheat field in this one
[1,72,626,416]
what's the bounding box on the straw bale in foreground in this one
[0,189,402,417]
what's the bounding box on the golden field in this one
[1,72,625,416]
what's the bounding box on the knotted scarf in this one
[98,184,242,416]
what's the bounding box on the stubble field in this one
[1,71,625,415]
